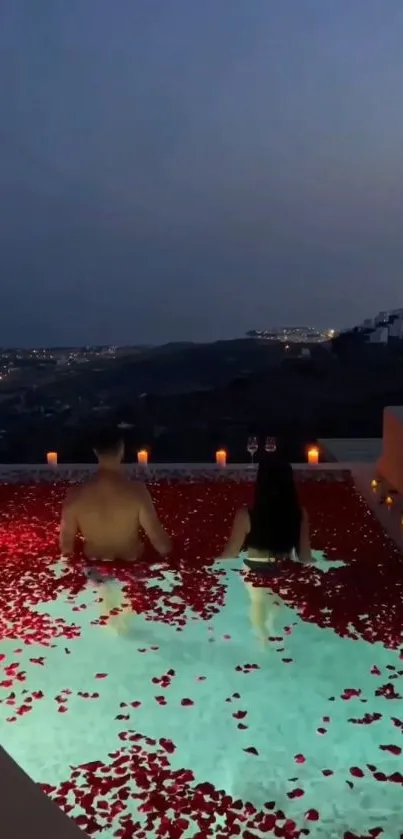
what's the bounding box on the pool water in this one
[1,550,403,838]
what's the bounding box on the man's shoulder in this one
[130,480,149,499]
[62,484,83,509]
[236,506,250,522]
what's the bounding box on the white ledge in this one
[0,462,353,470]
[0,462,355,483]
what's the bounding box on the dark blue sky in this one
[1,0,403,346]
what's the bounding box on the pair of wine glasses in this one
[246,435,276,464]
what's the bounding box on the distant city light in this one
[247,326,337,344]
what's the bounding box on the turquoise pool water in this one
[1,550,403,838]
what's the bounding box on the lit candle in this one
[307,446,319,465]
[216,449,227,467]
[137,449,148,466]
[46,451,58,466]
[371,479,378,490]
[385,494,393,507]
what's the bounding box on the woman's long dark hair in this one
[248,454,302,554]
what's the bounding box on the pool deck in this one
[1,457,403,839]
[1,746,84,839]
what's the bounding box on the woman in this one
[218,455,312,640]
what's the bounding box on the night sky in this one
[1,1,403,347]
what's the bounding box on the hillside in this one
[2,338,403,463]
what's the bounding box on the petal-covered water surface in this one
[1,477,403,839]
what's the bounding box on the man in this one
[60,427,171,562]
[59,428,172,626]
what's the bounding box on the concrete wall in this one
[0,747,86,839]
[377,406,403,493]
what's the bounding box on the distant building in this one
[389,316,403,339]
[355,307,403,345]
[246,326,335,344]
[375,311,389,326]
[368,326,389,344]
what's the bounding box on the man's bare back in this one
[60,471,171,561]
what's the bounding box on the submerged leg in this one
[246,584,279,641]
[263,591,280,636]
[86,552,140,634]
[100,583,134,634]
[99,581,126,616]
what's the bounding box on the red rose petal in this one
[305,809,319,821]
[159,738,175,754]
[380,744,402,756]
[287,788,304,799]
[350,766,364,777]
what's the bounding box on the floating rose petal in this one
[305,809,319,821]
[159,738,175,754]
[287,788,304,799]
[350,766,364,777]
[380,744,402,756]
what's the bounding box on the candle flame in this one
[307,446,319,464]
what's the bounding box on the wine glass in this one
[247,435,258,465]
[264,436,277,453]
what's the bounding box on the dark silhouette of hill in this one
[2,337,403,463]
[32,338,288,402]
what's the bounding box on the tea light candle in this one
[137,449,148,466]
[385,494,393,507]
[371,479,378,490]
[215,449,227,467]
[46,451,58,466]
[307,446,319,465]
